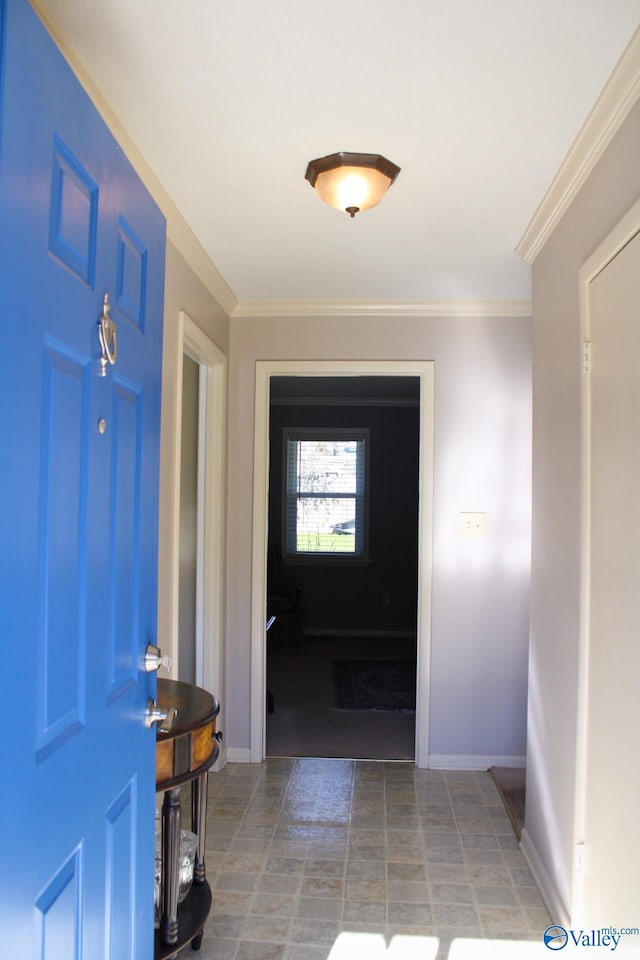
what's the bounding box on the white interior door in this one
[581,225,640,930]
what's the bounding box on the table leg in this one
[160,786,181,945]
[191,771,208,885]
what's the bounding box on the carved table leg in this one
[160,786,181,946]
[191,771,208,885]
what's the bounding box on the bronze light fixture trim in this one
[305,151,401,218]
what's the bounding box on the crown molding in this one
[32,2,238,318]
[231,298,531,319]
[517,26,640,264]
[165,223,237,318]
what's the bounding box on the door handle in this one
[145,699,169,728]
[144,643,172,673]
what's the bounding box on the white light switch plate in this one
[460,512,487,538]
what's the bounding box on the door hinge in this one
[575,842,586,873]
[582,340,592,374]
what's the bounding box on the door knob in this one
[144,644,172,673]
[145,699,169,728]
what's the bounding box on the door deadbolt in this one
[144,644,172,673]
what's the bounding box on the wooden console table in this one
[155,679,221,958]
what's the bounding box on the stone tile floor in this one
[176,759,549,960]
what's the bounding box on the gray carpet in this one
[266,636,417,759]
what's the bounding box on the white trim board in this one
[226,748,253,764]
[517,27,640,263]
[574,195,640,921]
[521,828,570,927]
[213,745,228,772]
[233,299,531,319]
[167,313,227,705]
[251,360,435,766]
[429,755,526,770]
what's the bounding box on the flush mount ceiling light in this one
[305,151,400,218]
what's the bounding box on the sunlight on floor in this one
[327,931,439,959]
[448,936,546,957]
[327,931,546,959]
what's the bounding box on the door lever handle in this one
[145,699,169,728]
[159,707,177,733]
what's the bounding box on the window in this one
[283,428,369,559]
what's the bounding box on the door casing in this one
[251,359,435,765]
[166,312,227,707]
[576,194,640,919]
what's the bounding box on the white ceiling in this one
[36,1,639,306]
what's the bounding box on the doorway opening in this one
[250,361,435,765]
[266,376,420,760]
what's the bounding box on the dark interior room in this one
[266,376,421,760]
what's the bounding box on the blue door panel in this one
[35,846,83,960]
[49,135,99,286]
[105,780,137,960]
[116,216,148,330]
[108,377,143,699]
[0,0,166,955]
[36,342,90,759]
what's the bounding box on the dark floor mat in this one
[332,659,416,711]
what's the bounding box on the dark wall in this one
[268,402,419,633]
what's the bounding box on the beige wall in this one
[526,100,640,917]
[226,313,532,760]
[157,239,230,672]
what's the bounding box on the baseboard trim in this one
[520,827,570,926]
[226,747,253,763]
[429,754,527,770]
[304,629,416,639]
[213,745,228,771]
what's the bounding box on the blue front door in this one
[0,1,165,956]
